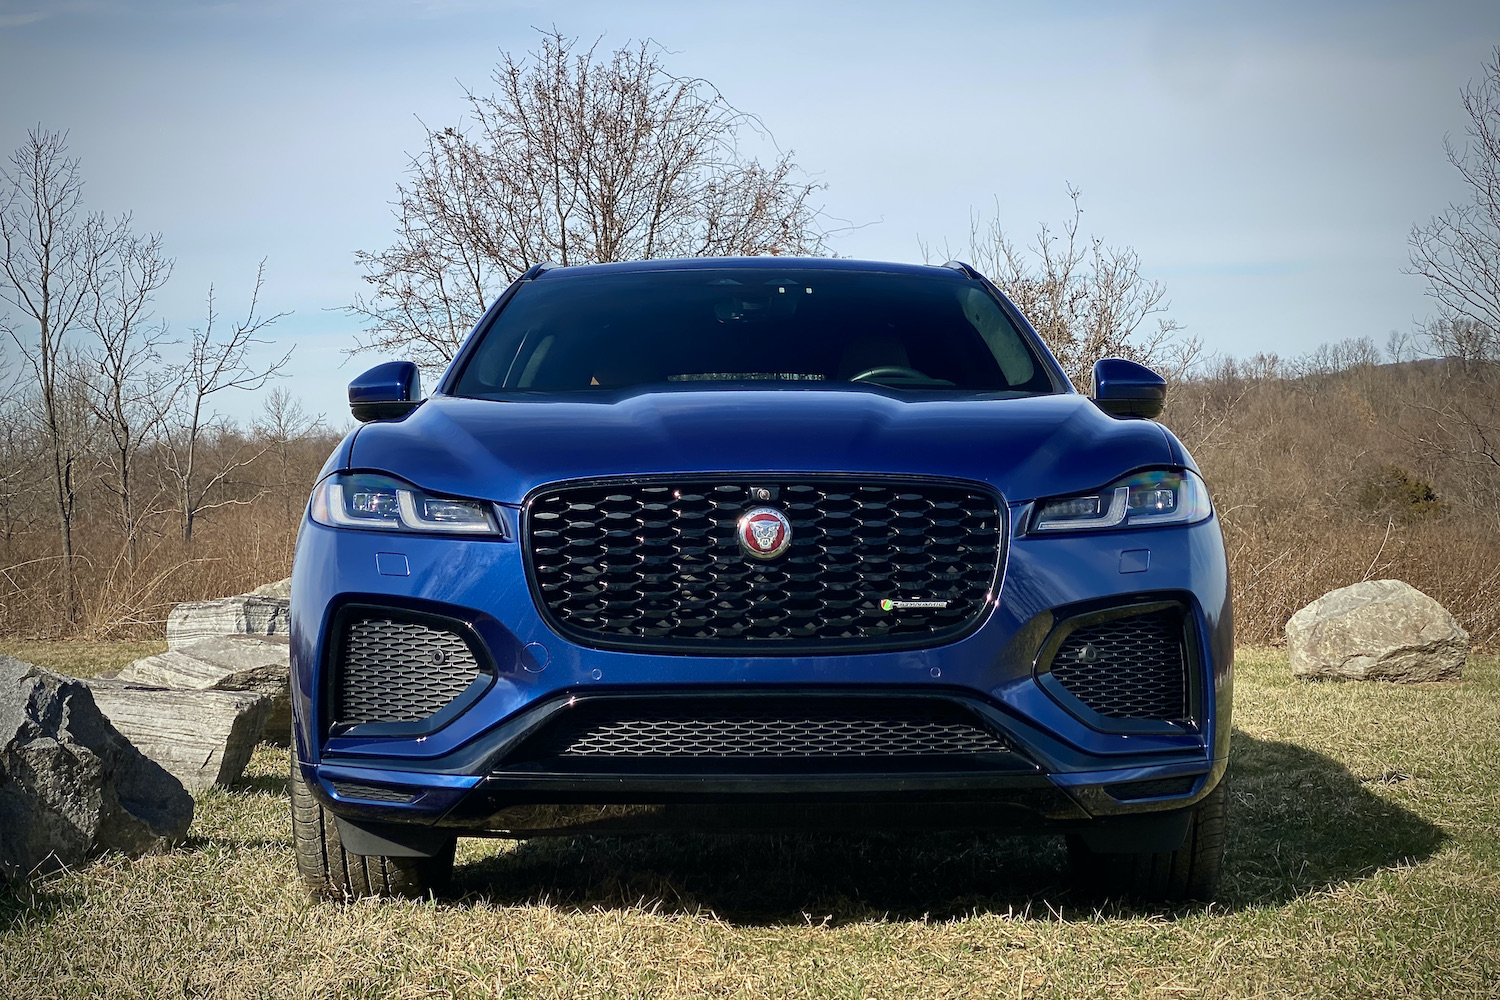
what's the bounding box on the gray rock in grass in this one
[118,634,291,737]
[84,680,270,793]
[1286,579,1468,682]
[0,657,193,881]
[166,593,289,650]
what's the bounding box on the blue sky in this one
[1,0,1496,422]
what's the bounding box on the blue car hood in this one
[347,388,1173,505]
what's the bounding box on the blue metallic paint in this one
[292,259,1233,838]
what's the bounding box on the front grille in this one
[336,615,482,725]
[526,477,1002,651]
[516,699,1009,760]
[1048,609,1187,720]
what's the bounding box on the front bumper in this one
[289,504,1233,839]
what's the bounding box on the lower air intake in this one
[520,699,1009,759]
[336,613,482,726]
[1048,608,1188,721]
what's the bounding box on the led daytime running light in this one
[1031,470,1211,534]
[310,475,498,535]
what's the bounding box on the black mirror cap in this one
[349,361,422,422]
[1091,358,1166,419]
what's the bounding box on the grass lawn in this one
[0,639,166,679]
[1,648,1497,999]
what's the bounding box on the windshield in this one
[450,267,1060,397]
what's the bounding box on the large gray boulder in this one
[84,680,270,792]
[118,635,291,736]
[1,657,193,880]
[1286,579,1469,682]
[166,593,289,650]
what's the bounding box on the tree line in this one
[1,33,1497,641]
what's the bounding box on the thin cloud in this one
[0,12,47,28]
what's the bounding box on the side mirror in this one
[349,361,422,422]
[1091,358,1165,419]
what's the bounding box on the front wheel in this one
[289,743,455,900]
[1068,779,1229,903]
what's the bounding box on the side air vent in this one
[334,612,484,727]
[1043,605,1190,723]
[1104,775,1199,801]
[329,781,420,804]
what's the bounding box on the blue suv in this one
[289,258,1232,901]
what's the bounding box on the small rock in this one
[166,594,289,650]
[118,635,291,737]
[1,657,193,880]
[1286,579,1469,682]
[84,681,270,792]
[249,577,292,601]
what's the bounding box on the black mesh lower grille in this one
[336,614,482,725]
[1104,776,1198,800]
[1049,609,1187,720]
[525,477,1002,652]
[330,781,419,803]
[516,699,1009,760]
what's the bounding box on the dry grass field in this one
[1,647,1496,999]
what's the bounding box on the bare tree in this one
[79,230,174,566]
[1410,47,1500,352]
[0,128,125,618]
[1407,47,1500,522]
[927,187,1197,391]
[158,261,289,544]
[254,386,323,530]
[349,30,829,367]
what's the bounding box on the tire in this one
[289,742,455,900]
[1068,778,1229,903]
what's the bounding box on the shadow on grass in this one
[450,730,1446,923]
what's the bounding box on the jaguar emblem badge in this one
[738,507,792,560]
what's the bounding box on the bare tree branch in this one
[925,187,1197,391]
[348,30,829,368]
[0,127,126,618]
[157,260,290,544]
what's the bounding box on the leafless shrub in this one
[1164,355,1500,647]
[925,187,1199,390]
[156,262,289,544]
[349,30,829,368]
[1405,46,1500,523]
[0,128,127,619]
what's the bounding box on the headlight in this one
[1030,469,1212,533]
[309,473,500,535]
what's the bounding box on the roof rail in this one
[941,260,983,280]
[520,261,562,280]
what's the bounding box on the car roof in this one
[530,257,970,281]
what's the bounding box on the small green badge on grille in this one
[880,598,951,611]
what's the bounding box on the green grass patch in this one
[0,639,166,679]
[1,648,1496,998]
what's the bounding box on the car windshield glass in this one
[450,267,1059,397]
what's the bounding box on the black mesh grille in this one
[1049,609,1188,720]
[1104,776,1198,800]
[518,699,1009,760]
[336,615,482,725]
[330,781,419,803]
[526,478,1002,651]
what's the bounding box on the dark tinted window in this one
[451,268,1058,397]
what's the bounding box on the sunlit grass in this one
[2,648,1496,998]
